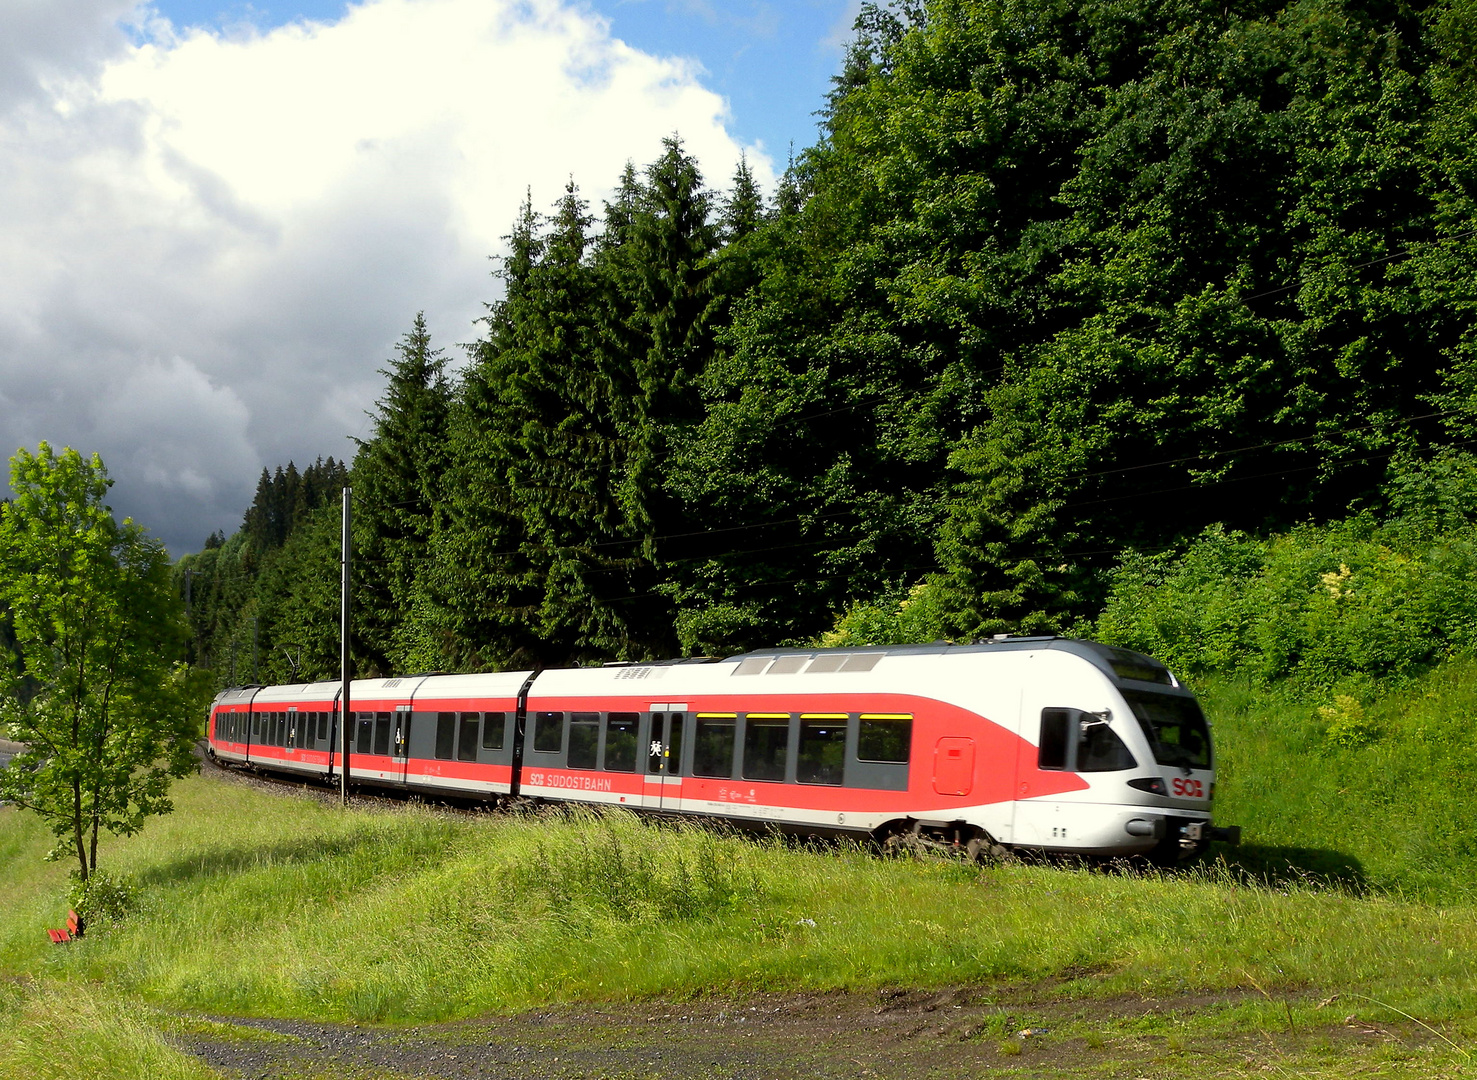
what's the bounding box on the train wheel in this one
[964,835,1010,864]
[880,823,927,858]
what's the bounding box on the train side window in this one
[797,716,847,785]
[457,712,480,762]
[604,713,638,771]
[568,713,599,769]
[356,714,373,755]
[742,715,788,782]
[374,713,392,756]
[533,712,563,753]
[1077,719,1137,771]
[434,712,456,760]
[481,712,506,751]
[693,715,736,778]
[318,713,329,742]
[858,715,911,763]
[276,712,287,747]
[1039,710,1070,770]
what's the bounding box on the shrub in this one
[1095,514,1477,692]
[1317,695,1379,748]
[69,870,136,930]
[819,580,949,647]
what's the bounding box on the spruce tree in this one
[351,313,452,676]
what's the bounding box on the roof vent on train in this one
[612,666,668,681]
[733,653,884,676]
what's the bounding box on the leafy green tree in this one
[0,444,201,882]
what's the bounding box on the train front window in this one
[1123,691,1212,770]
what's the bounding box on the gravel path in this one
[171,986,1416,1080]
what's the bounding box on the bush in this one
[818,580,949,647]
[1317,695,1379,749]
[1095,514,1477,693]
[69,870,136,930]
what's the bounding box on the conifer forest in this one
[174,0,1477,685]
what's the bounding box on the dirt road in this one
[176,984,1431,1080]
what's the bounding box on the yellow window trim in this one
[745,713,790,719]
[800,713,849,720]
[696,712,737,719]
[860,713,913,720]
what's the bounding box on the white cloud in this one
[0,0,770,553]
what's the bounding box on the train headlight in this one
[1126,776,1167,796]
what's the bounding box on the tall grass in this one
[1203,654,1477,901]
[3,772,1477,1028]
[0,981,219,1080]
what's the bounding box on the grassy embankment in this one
[5,660,1477,1077]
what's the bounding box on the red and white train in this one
[206,637,1239,861]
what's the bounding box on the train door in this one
[645,707,686,810]
[933,737,975,796]
[286,708,300,762]
[327,689,343,781]
[393,705,412,784]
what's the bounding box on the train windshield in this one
[1122,691,1212,770]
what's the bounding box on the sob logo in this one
[1171,776,1206,798]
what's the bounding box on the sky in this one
[0,0,861,555]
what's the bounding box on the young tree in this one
[0,444,201,882]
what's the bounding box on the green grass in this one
[1207,652,1477,901]
[0,980,221,1080]
[4,660,1477,1074]
[2,773,1476,1029]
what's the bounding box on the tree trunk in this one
[73,777,88,882]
